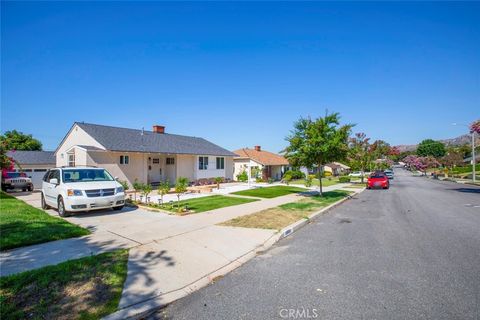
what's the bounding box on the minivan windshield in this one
[62,169,114,183]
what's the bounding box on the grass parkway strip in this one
[0,192,90,251]
[0,249,129,320]
[219,190,351,230]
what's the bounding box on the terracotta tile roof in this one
[233,148,289,166]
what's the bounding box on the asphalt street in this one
[153,169,480,320]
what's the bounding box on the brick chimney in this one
[152,125,165,134]
[254,145,261,151]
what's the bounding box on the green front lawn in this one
[0,192,90,251]
[220,191,351,230]
[0,250,128,320]
[150,195,258,214]
[290,178,341,187]
[231,186,307,198]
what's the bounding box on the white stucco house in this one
[55,122,236,186]
[233,146,289,181]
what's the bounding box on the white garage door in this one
[22,169,48,189]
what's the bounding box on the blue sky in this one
[1,2,479,152]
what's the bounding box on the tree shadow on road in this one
[447,187,480,194]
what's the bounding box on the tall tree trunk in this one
[318,162,323,196]
[360,165,365,183]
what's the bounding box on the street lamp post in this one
[452,123,476,184]
[472,131,476,184]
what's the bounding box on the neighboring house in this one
[301,161,351,177]
[324,162,351,176]
[7,151,56,188]
[233,146,289,181]
[463,156,480,164]
[55,122,236,186]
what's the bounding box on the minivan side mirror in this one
[49,178,59,185]
[114,176,119,180]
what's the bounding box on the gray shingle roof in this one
[76,122,236,156]
[7,151,55,165]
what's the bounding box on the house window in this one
[68,154,75,167]
[120,155,130,165]
[216,157,225,170]
[166,157,175,165]
[153,158,160,164]
[199,156,209,170]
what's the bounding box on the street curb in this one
[103,188,364,320]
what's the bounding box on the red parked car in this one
[367,172,390,189]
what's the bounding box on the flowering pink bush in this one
[402,155,439,175]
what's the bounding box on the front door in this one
[148,157,162,184]
[165,156,176,185]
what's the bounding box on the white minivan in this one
[41,167,125,217]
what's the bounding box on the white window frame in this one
[199,156,209,170]
[216,157,225,170]
[68,154,75,167]
[120,155,130,165]
[166,157,175,165]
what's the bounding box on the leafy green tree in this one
[158,180,170,205]
[132,179,142,201]
[214,177,223,189]
[237,170,248,182]
[141,184,153,203]
[282,173,292,185]
[348,132,372,183]
[416,139,446,158]
[441,148,464,169]
[284,112,353,195]
[370,140,391,161]
[0,130,42,151]
[175,177,189,210]
[304,174,314,187]
[118,180,129,191]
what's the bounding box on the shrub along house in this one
[55,122,236,187]
[233,146,289,181]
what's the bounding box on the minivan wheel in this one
[41,193,49,210]
[58,197,70,217]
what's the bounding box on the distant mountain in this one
[395,134,476,153]
[440,134,475,146]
